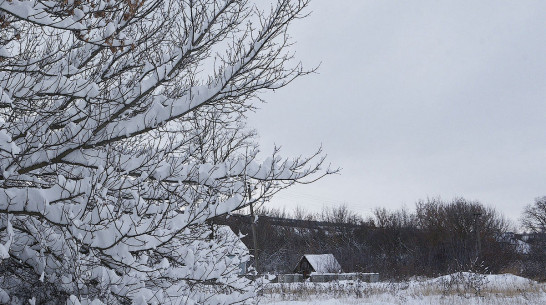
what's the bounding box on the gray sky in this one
[248,0,546,225]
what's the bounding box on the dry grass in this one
[259,273,546,305]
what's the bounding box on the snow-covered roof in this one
[301,254,342,273]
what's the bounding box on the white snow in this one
[262,273,546,305]
[298,254,342,273]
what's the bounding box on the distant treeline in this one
[220,197,546,280]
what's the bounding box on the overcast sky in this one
[248,0,546,225]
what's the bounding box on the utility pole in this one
[248,183,259,275]
[473,212,482,261]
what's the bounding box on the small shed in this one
[293,254,342,277]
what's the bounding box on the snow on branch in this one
[0,0,331,304]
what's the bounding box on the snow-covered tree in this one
[0,0,332,303]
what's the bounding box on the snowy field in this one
[259,273,546,305]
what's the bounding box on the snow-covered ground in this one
[259,273,546,305]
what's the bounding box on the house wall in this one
[294,258,313,275]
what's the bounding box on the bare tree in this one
[520,197,546,280]
[521,196,546,234]
[0,0,334,304]
[415,198,511,275]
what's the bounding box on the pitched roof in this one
[301,254,342,273]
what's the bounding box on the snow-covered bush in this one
[438,271,490,297]
[0,0,331,303]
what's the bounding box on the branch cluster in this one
[0,0,333,304]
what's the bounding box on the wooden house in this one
[293,254,342,277]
